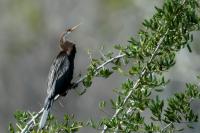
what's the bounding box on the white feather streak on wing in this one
[47,53,69,95]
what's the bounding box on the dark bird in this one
[39,24,81,129]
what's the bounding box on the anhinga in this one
[39,24,80,129]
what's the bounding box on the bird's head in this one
[59,23,81,55]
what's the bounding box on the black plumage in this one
[47,45,76,98]
[39,27,77,129]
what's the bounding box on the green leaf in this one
[155,88,163,92]
[98,68,113,78]
[187,44,192,52]
[8,123,15,133]
[99,101,106,109]
[83,75,92,87]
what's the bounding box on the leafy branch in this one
[101,29,169,133]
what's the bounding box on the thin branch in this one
[99,50,108,61]
[101,30,169,133]
[74,53,126,85]
[21,53,126,133]
[160,120,198,133]
[160,122,173,133]
[16,123,22,131]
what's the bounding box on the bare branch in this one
[161,122,173,133]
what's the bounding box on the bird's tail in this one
[39,96,53,129]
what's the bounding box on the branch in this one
[74,53,126,85]
[101,29,169,133]
[160,122,173,133]
[20,53,126,133]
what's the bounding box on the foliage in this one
[9,111,83,133]
[9,0,200,132]
[84,0,200,132]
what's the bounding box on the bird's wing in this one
[47,52,69,96]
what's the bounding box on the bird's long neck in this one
[59,34,76,62]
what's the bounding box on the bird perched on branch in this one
[39,23,81,129]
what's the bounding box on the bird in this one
[39,23,81,129]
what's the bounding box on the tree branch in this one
[75,53,126,85]
[101,29,169,133]
[160,122,173,133]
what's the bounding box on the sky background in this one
[0,0,200,132]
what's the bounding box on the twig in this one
[21,53,126,133]
[75,53,125,84]
[160,120,198,133]
[161,122,173,132]
[99,49,108,61]
[16,123,23,131]
[101,30,169,133]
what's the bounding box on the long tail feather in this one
[39,109,49,129]
[39,97,53,129]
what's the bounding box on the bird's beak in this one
[70,23,82,31]
[66,23,82,34]
[60,23,82,43]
